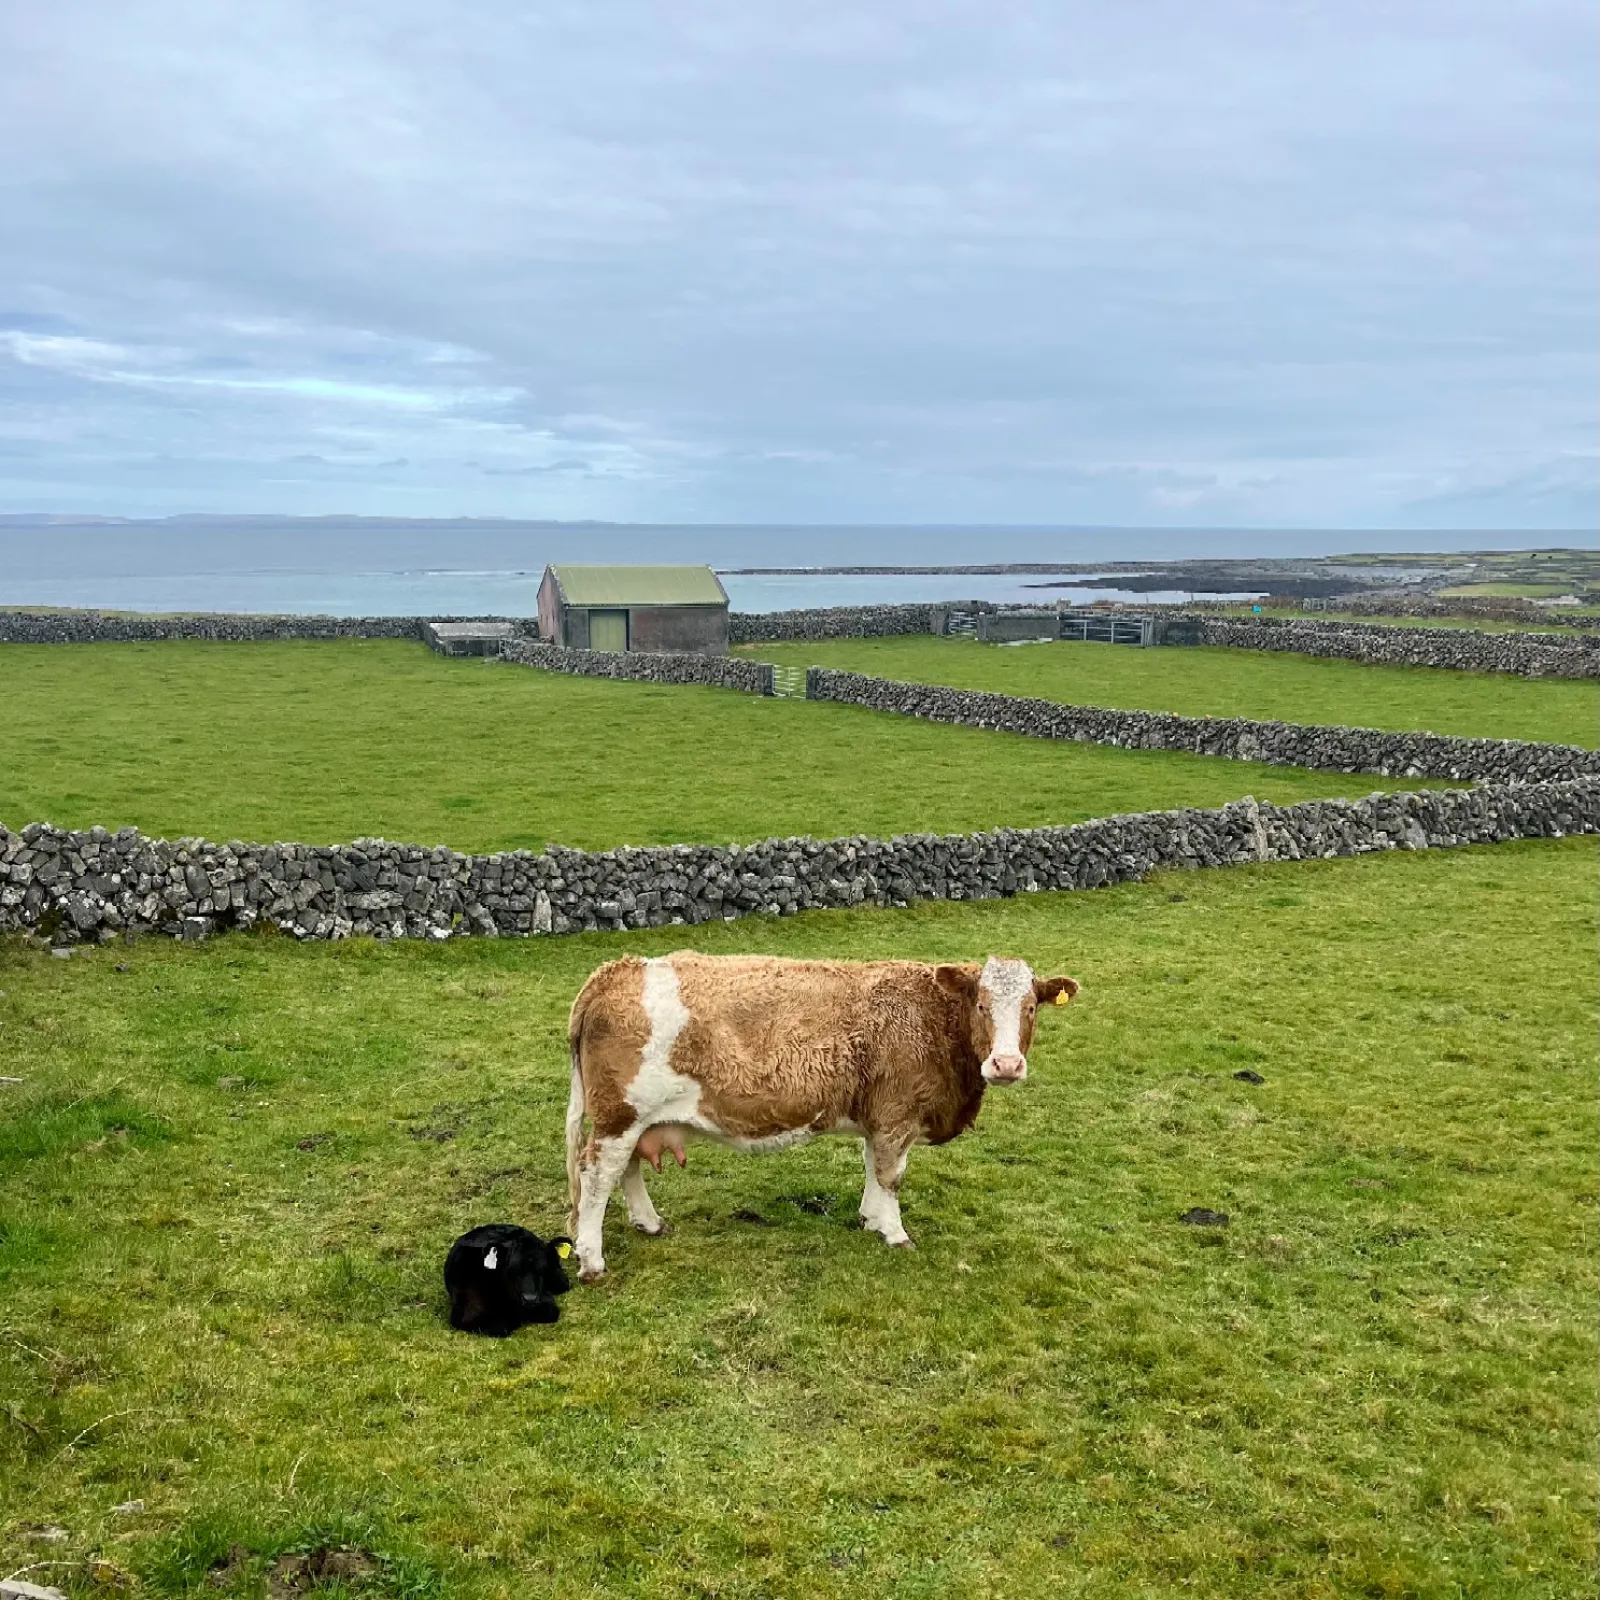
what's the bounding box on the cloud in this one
[0,0,1593,529]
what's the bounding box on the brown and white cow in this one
[564,951,1079,1281]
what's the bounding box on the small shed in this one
[421,620,517,657]
[537,565,730,656]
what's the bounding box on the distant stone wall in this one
[806,669,1600,784]
[727,603,1600,676]
[500,638,775,694]
[1195,616,1600,679]
[1301,594,1599,629]
[5,781,1594,945]
[729,604,961,642]
[0,610,536,644]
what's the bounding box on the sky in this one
[1,0,1595,532]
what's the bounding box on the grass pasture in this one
[1,840,1596,1598]
[0,639,1468,853]
[738,636,1600,749]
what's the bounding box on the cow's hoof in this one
[886,1237,915,1250]
[578,1265,607,1285]
[632,1219,670,1236]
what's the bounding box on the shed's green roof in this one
[547,564,728,608]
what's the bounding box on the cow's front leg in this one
[859,1137,913,1248]
[622,1155,668,1236]
[575,1132,638,1282]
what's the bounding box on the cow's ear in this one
[935,963,981,1000]
[1033,975,1080,1006]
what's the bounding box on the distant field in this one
[738,636,1600,749]
[0,640,1451,852]
[2,840,1593,1599]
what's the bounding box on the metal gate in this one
[770,664,806,698]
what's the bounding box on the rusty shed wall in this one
[628,605,729,656]
[537,571,563,644]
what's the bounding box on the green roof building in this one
[537,564,731,656]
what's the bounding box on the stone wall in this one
[4,780,1593,945]
[725,603,1599,677]
[1195,615,1600,679]
[806,669,1600,784]
[0,610,535,644]
[9,603,1593,680]
[729,603,957,642]
[500,638,775,694]
[1301,594,1599,629]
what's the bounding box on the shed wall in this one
[562,607,591,650]
[537,571,563,644]
[629,604,729,656]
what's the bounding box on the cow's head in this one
[937,957,1080,1083]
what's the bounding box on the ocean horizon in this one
[0,517,1580,615]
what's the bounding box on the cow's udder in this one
[636,1123,689,1171]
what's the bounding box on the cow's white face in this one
[936,956,1080,1084]
[978,957,1037,1083]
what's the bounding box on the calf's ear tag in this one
[1054,990,1071,1006]
[483,1247,499,1271]
[555,1242,574,1260]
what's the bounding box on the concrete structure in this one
[975,608,1180,646]
[537,565,730,655]
[976,610,1063,644]
[421,620,517,657]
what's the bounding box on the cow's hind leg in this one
[622,1156,668,1236]
[575,1133,638,1282]
[859,1137,913,1248]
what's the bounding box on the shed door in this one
[589,609,628,652]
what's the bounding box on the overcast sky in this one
[2,0,1594,529]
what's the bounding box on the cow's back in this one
[665,953,948,1138]
[572,952,966,1144]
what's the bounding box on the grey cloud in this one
[0,0,1592,529]
[482,459,596,477]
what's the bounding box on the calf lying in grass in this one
[444,1223,573,1335]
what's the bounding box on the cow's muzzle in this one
[982,1054,1028,1084]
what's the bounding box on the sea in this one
[0,517,1540,616]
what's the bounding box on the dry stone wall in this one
[806,669,1600,784]
[1195,615,1600,678]
[500,638,774,694]
[729,603,954,642]
[729,603,1599,677]
[1300,594,1599,628]
[4,780,1594,946]
[0,610,535,644]
[8,603,1594,679]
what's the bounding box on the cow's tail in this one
[564,1044,586,1234]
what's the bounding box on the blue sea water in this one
[0,565,1248,614]
[0,516,1533,615]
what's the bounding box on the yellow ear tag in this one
[555,1242,574,1260]
[1054,991,1071,1006]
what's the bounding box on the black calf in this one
[444,1223,573,1336]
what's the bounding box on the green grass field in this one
[1,841,1594,1599]
[736,637,1600,749]
[0,640,1458,853]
